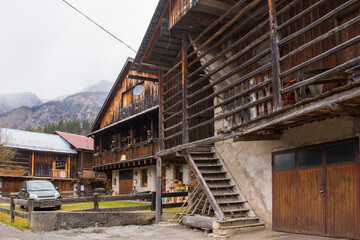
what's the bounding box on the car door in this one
[18,182,26,199]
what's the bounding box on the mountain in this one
[81,79,113,93]
[0,92,108,130]
[0,92,43,114]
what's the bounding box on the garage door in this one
[273,139,359,239]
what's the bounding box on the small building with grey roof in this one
[0,127,78,197]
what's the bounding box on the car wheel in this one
[56,205,61,210]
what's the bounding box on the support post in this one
[151,191,156,211]
[80,151,84,178]
[115,133,119,161]
[155,156,162,223]
[28,197,34,228]
[150,117,155,140]
[10,194,15,223]
[31,151,34,177]
[268,0,283,111]
[182,34,189,144]
[93,193,99,211]
[158,70,165,151]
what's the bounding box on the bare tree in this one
[0,128,16,162]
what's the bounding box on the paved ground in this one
[0,222,345,240]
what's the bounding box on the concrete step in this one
[213,222,266,237]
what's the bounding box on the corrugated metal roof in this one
[55,131,93,151]
[0,128,77,154]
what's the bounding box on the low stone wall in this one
[31,211,156,232]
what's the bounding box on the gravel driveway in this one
[0,222,342,240]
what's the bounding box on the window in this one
[141,169,148,187]
[274,152,295,171]
[326,141,356,164]
[174,166,183,182]
[298,148,322,168]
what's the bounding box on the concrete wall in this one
[215,116,359,227]
[31,211,156,232]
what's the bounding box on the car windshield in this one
[28,181,56,191]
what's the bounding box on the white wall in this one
[215,116,359,227]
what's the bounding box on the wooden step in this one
[201,171,227,174]
[193,157,219,161]
[204,177,231,181]
[189,151,215,155]
[208,184,235,189]
[217,217,259,224]
[197,164,223,167]
[213,192,239,197]
[217,200,246,205]
[222,208,251,213]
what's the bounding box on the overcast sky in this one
[0,0,158,100]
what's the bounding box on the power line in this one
[61,0,137,53]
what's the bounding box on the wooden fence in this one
[0,191,188,228]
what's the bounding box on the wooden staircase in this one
[183,145,265,235]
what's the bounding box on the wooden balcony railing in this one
[94,140,158,167]
[159,0,360,152]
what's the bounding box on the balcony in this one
[94,139,158,168]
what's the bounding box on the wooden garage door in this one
[119,170,133,195]
[273,139,359,239]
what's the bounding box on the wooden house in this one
[0,128,77,197]
[55,131,105,196]
[89,58,189,195]
[132,0,360,238]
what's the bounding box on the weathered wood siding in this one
[160,0,360,150]
[100,71,158,129]
[169,0,200,28]
[0,150,30,177]
[33,152,77,179]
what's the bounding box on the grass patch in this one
[58,201,150,212]
[163,207,181,212]
[0,211,28,230]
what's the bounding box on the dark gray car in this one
[18,180,61,209]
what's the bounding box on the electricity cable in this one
[61,0,137,53]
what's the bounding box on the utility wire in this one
[61,0,137,53]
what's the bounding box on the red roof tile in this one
[55,131,93,151]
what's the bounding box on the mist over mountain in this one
[0,91,108,130]
[0,92,43,114]
[81,79,113,93]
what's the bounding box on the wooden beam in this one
[234,133,281,141]
[155,156,162,223]
[139,1,170,72]
[182,34,189,144]
[268,0,283,111]
[127,75,158,83]
[31,151,34,177]
[158,84,360,156]
[158,70,165,151]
